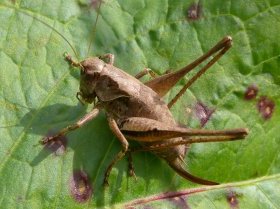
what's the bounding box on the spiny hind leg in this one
[168,37,232,108]
[130,133,246,153]
[119,117,247,142]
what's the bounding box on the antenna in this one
[9,6,80,61]
[86,0,103,57]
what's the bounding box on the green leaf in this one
[0,0,279,208]
[123,174,280,209]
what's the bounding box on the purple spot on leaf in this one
[257,96,275,120]
[70,170,93,203]
[187,3,202,20]
[125,207,136,209]
[195,102,215,127]
[226,190,239,208]
[244,84,258,100]
[169,197,189,209]
[44,132,67,156]
[89,0,103,9]
[142,206,153,209]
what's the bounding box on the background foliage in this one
[0,0,279,208]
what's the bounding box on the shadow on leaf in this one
[18,102,180,206]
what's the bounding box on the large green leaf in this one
[0,0,279,208]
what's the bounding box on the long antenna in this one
[86,1,103,57]
[7,5,80,61]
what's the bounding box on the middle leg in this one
[134,68,157,79]
[104,114,129,186]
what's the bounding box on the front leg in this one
[41,107,100,144]
[104,114,129,186]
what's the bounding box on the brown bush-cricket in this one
[19,1,248,186]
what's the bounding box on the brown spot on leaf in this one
[187,3,202,20]
[195,102,215,127]
[44,133,67,156]
[70,170,93,203]
[226,190,239,208]
[257,96,275,120]
[244,84,258,100]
